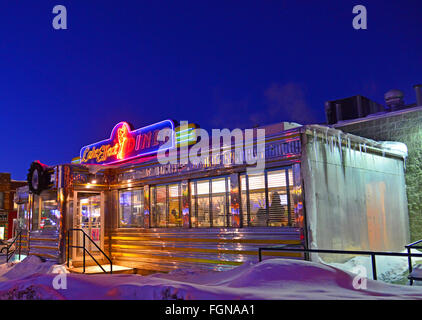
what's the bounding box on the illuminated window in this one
[153,186,167,227]
[32,191,59,231]
[240,167,296,227]
[247,173,267,227]
[240,174,248,227]
[190,177,230,228]
[211,178,228,227]
[168,184,182,227]
[119,189,144,228]
[195,180,211,227]
[267,170,289,227]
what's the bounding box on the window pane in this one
[268,170,289,226]
[168,184,182,227]
[40,191,59,230]
[196,180,210,227]
[155,186,167,227]
[248,173,267,226]
[33,195,40,230]
[211,178,227,227]
[240,174,248,227]
[196,180,210,195]
[190,182,197,226]
[0,192,3,210]
[151,187,157,227]
[287,168,295,226]
[119,189,144,228]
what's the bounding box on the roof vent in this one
[384,89,405,111]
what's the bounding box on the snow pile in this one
[1,257,422,299]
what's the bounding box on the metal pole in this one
[408,247,414,285]
[371,254,377,280]
[67,231,70,268]
[18,232,21,261]
[83,233,86,273]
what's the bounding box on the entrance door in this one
[74,192,103,255]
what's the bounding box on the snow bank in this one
[1,257,422,299]
[322,249,422,283]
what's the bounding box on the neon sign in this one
[80,120,175,165]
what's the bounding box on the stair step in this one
[30,245,59,251]
[30,238,59,242]
[67,264,136,274]
[28,252,59,261]
[28,230,60,261]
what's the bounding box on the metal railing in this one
[0,230,23,263]
[66,228,112,274]
[405,239,422,285]
[258,244,422,281]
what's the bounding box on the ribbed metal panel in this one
[107,227,303,272]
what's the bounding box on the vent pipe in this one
[414,84,422,107]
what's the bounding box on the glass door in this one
[75,192,103,255]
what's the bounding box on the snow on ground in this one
[322,249,422,284]
[1,256,422,299]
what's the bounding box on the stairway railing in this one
[0,229,23,262]
[66,228,112,274]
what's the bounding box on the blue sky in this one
[1,0,421,179]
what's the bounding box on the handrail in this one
[405,239,422,248]
[258,245,422,282]
[67,228,112,274]
[0,230,23,262]
[404,239,422,284]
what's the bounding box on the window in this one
[241,175,248,227]
[32,191,59,231]
[190,177,230,228]
[150,183,184,228]
[168,184,182,227]
[119,189,144,228]
[0,192,3,210]
[153,186,167,227]
[267,170,289,226]
[211,178,228,227]
[247,173,267,227]
[195,180,211,227]
[17,203,29,230]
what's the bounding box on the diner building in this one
[16,120,410,273]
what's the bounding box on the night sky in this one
[1,1,421,180]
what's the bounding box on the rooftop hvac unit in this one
[325,95,384,125]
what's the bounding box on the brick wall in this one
[336,108,422,241]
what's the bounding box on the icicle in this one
[347,136,351,160]
[338,133,343,163]
[313,130,318,163]
[337,132,341,149]
[363,143,367,153]
[325,127,329,144]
